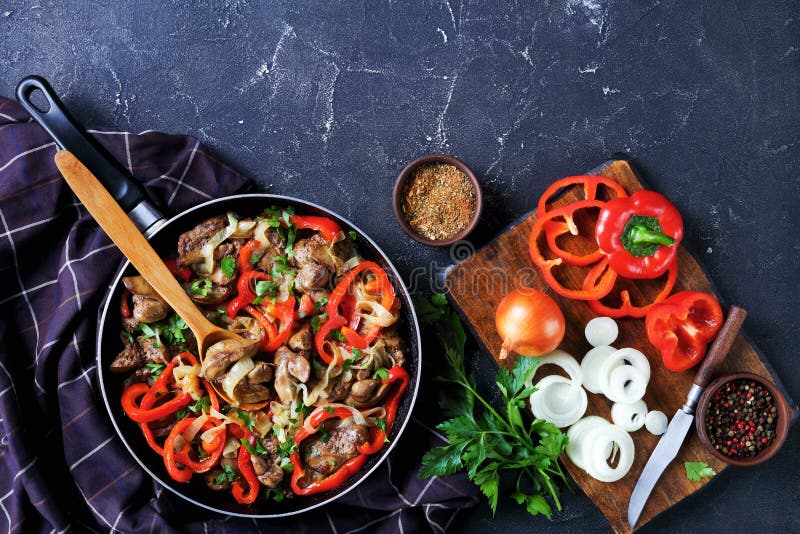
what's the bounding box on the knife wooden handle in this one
[693,305,747,388]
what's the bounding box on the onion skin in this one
[496,288,565,360]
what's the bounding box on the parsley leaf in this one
[684,461,716,482]
[310,312,328,333]
[342,358,356,372]
[213,464,237,486]
[190,278,212,296]
[252,279,277,305]
[347,230,357,241]
[120,330,134,344]
[319,429,330,443]
[240,438,269,455]
[323,406,335,414]
[413,294,447,324]
[332,330,347,342]
[220,256,236,278]
[144,363,165,376]
[373,368,389,380]
[188,395,211,414]
[235,409,256,431]
[376,418,387,433]
[313,297,329,311]
[137,323,157,339]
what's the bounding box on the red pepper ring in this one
[529,200,617,301]
[357,366,410,455]
[542,219,605,267]
[238,239,262,274]
[174,419,226,473]
[536,175,628,216]
[583,258,679,318]
[290,215,343,242]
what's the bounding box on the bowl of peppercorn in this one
[393,154,483,246]
[696,372,790,466]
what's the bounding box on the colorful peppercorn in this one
[704,379,778,458]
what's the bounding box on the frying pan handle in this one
[15,75,164,234]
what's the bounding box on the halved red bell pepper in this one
[645,291,723,371]
[529,200,617,300]
[290,215,343,242]
[536,175,628,216]
[583,258,679,318]
[595,190,683,279]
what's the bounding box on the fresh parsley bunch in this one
[416,295,569,519]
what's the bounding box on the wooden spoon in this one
[54,150,265,409]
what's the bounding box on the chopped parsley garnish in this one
[270,255,295,279]
[190,278,212,296]
[311,358,324,373]
[216,307,226,315]
[277,439,298,459]
[285,225,298,259]
[323,406,335,414]
[347,230,357,241]
[137,323,157,338]
[120,330,134,344]
[144,363,165,376]
[252,279,278,305]
[162,314,189,347]
[342,358,356,372]
[313,297,329,311]
[332,329,347,343]
[266,486,285,502]
[188,395,211,414]
[319,429,330,443]
[352,348,363,358]
[235,409,256,431]
[310,312,328,333]
[175,408,188,419]
[240,438,269,455]
[213,464,236,485]
[373,368,389,380]
[249,251,261,264]
[279,456,294,472]
[376,418,387,433]
[220,256,236,278]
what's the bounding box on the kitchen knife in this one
[627,305,747,529]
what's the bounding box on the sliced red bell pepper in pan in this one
[290,215,343,242]
[583,258,679,318]
[645,291,723,371]
[529,200,617,300]
[232,432,261,504]
[595,190,683,279]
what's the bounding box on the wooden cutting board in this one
[444,159,797,533]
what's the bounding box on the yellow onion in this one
[495,288,565,360]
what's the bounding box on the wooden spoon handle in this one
[54,150,215,340]
[693,305,747,388]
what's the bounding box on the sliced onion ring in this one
[645,410,668,435]
[604,365,648,404]
[221,356,255,402]
[566,416,610,470]
[611,400,648,432]
[584,423,635,482]
[585,317,619,347]
[530,375,587,428]
[600,348,651,383]
[525,350,583,388]
[580,346,618,394]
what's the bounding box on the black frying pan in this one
[16,75,422,518]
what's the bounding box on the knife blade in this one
[627,306,747,529]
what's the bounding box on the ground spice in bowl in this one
[704,378,778,458]
[400,162,476,241]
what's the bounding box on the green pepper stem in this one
[628,225,675,247]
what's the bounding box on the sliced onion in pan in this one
[566,416,611,470]
[221,356,255,402]
[645,410,668,435]
[604,365,648,404]
[584,423,635,482]
[585,317,619,347]
[611,400,648,432]
[580,346,618,394]
[525,350,583,388]
[530,375,587,428]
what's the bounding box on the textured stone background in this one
[1,0,798,532]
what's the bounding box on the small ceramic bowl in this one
[392,154,483,246]
[695,372,790,466]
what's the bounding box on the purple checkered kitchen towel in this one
[0,96,479,533]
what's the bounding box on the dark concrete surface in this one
[2,0,798,532]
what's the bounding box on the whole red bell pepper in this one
[645,291,723,371]
[595,190,683,279]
